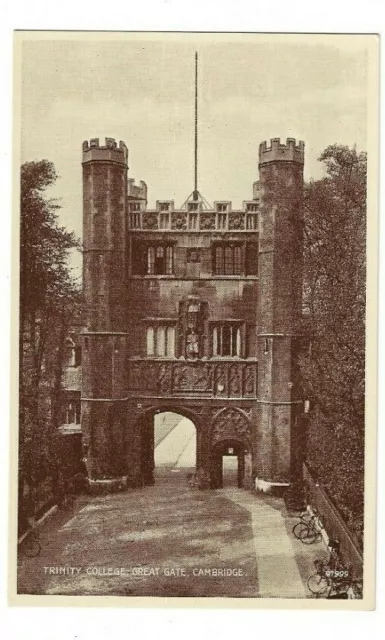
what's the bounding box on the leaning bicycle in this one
[293,509,324,544]
[307,555,353,598]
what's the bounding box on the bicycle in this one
[307,554,353,597]
[20,529,41,558]
[293,509,324,544]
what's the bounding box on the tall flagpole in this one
[194,52,198,200]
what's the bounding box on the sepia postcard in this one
[9,31,379,609]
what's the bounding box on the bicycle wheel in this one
[292,521,309,539]
[293,522,318,544]
[23,537,41,558]
[300,526,320,544]
[307,573,329,596]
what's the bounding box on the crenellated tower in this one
[81,137,129,489]
[255,137,304,487]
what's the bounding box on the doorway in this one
[222,453,239,487]
[211,440,246,489]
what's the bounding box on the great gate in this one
[80,136,305,492]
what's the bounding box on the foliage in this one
[19,160,81,521]
[300,145,367,545]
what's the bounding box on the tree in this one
[19,160,80,528]
[300,145,366,545]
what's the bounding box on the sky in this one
[19,33,369,272]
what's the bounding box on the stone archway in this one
[209,407,252,489]
[136,406,202,486]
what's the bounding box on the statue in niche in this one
[179,297,207,360]
[186,329,199,359]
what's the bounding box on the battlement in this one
[82,137,128,166]
[127,179,147,201]
[258,138,304,166]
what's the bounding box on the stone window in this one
[129,202,141,211]
[65,398,81,425]
[74,346,82,367]
[211,323,242,357]
[147,246,155,274]
[64,337,76,367]
[217,212,227,230]
[159,212,170,229]
[246,213,258,229]
[213,243,242,275]
[188,212,199,229]
[130,212,141,228]
[246,203,258,213]
[145,245,174,275]
[146,324,175,357]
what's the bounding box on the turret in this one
[81,137,129,489]
[255,137,304,489]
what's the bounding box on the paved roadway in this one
[17,415,328,598]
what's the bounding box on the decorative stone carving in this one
[171,211,187,230]
[142,212,158,229]
[199,212,215,230]
[129,361,157,391]
[214,365,226,395]
[173,363,213,392]
[244,364,256,396]
[159,363,172,393]
[211,407,251,445]
[229,212,245,230]
[229,364,242,396]
[127,360,258,398]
